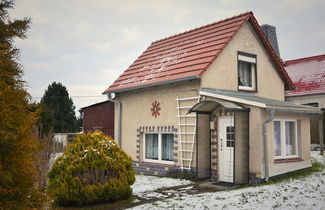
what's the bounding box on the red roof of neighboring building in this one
[285,54,325,97]
[104,12,294,94]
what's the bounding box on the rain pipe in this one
[107,93,122,147]
[263,109,275,182]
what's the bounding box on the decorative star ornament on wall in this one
[151,101,161,118]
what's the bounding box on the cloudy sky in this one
[10,0,325,114]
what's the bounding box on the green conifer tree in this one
[0,0,43,208]
[40,82,78,133]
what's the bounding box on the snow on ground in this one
[312,151,325,163]
[48,152,63,169]
[131,152,325,210]
[132,175,192,195]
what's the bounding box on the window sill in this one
[143,159,175,165]
[238,86,256,92]
[274,158,303,164]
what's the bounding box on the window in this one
[238,52,256,91]
[145,134,158,160]
[144,133,174,163]
[226,126,235,147]
[302,102,319,108]
[273,120,298,159]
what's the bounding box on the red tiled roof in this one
[285,54,325,97]
[104,12,294,94]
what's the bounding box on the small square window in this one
[226,126,235,148]
[144,133,174,163]
[238,53,256,91]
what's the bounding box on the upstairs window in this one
[238,52,257,91]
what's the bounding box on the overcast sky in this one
[10,0,325,115]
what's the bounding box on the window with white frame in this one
[238,52,256,91]
[273,119,298,159]
[144,133,173,163]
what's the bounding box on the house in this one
[285,54,325,144]
[103,12,320,184]
[80,101,115,138]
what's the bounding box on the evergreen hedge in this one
[47,131,135,206]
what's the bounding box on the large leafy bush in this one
[47,131,135,206]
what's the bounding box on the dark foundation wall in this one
[132,161,178,176]
[234,111,249,184]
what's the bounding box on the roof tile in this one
[104,11,294,93]
[285,54,325,96]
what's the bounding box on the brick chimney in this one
[261,24,281,58]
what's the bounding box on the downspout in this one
[107,93,122,147]
[81,111,84,133]
[263,109,275,182]
[196,113,199,181]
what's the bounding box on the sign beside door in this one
[218,116,234,183]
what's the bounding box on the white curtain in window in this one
[285,122,296,155]
[162,134,173,161]
[274,121,281,156]
[239,62,252,87]
[145,134,158,159]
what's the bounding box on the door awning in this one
[188,99,245,114]
[199,88,322,114]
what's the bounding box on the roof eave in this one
[200,88,321,114]
[199,90,267,108]
[265,107,322,114]
[103,75,201,94]
[80,100,112,110]
[285,92,325,98]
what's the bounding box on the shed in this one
[80,101,114,138]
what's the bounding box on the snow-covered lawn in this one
[132,175,192,195]
[130,151,325,209]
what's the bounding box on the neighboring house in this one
[80,101,115,138]
[103,12,320,185]
[285,54,325,143]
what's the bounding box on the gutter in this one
[263,109,275,182]
[265,108,321,114]
[81,111,84,133]
[106,94,122,147]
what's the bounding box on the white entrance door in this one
[218,116,235,183]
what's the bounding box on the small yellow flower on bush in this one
[47,131,135,206]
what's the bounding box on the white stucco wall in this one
[115,80,200,164]
[286,94,325,108]
[201,22,286,101]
